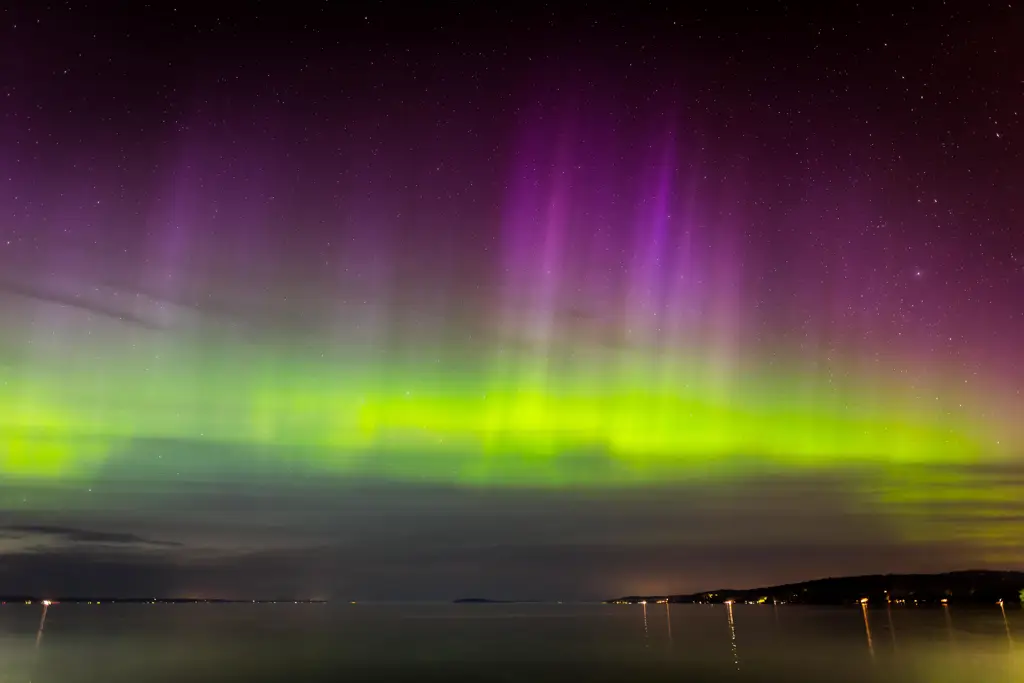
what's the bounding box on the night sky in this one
[0,2,1022,600]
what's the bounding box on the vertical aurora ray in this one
[620,127,677,450]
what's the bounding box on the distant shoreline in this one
[0,598,327,605]
[606,570,1024,607]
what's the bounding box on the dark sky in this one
[0,1,1021,600]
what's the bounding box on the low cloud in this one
[0,524,181,549]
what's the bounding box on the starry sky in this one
[0,2,1022,600]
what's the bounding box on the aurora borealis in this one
[0,3,1021,598]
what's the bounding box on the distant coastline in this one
[606,570,1024,606]
[0,598,327,605]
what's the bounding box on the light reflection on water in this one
[860,601,875,661]
[664,601,672,649]
[0,602,1020,682]
[726,601,740,670]
[1000,600,1014,645]
[886,603,897,650]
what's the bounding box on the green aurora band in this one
[1,340,1012,486]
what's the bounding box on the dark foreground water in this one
[0,602,1019,682]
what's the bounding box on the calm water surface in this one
[0,602,1019,682]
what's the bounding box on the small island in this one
[452,598,544,604]
[607,570,1024,606]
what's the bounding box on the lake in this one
[0,602,1018,682]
